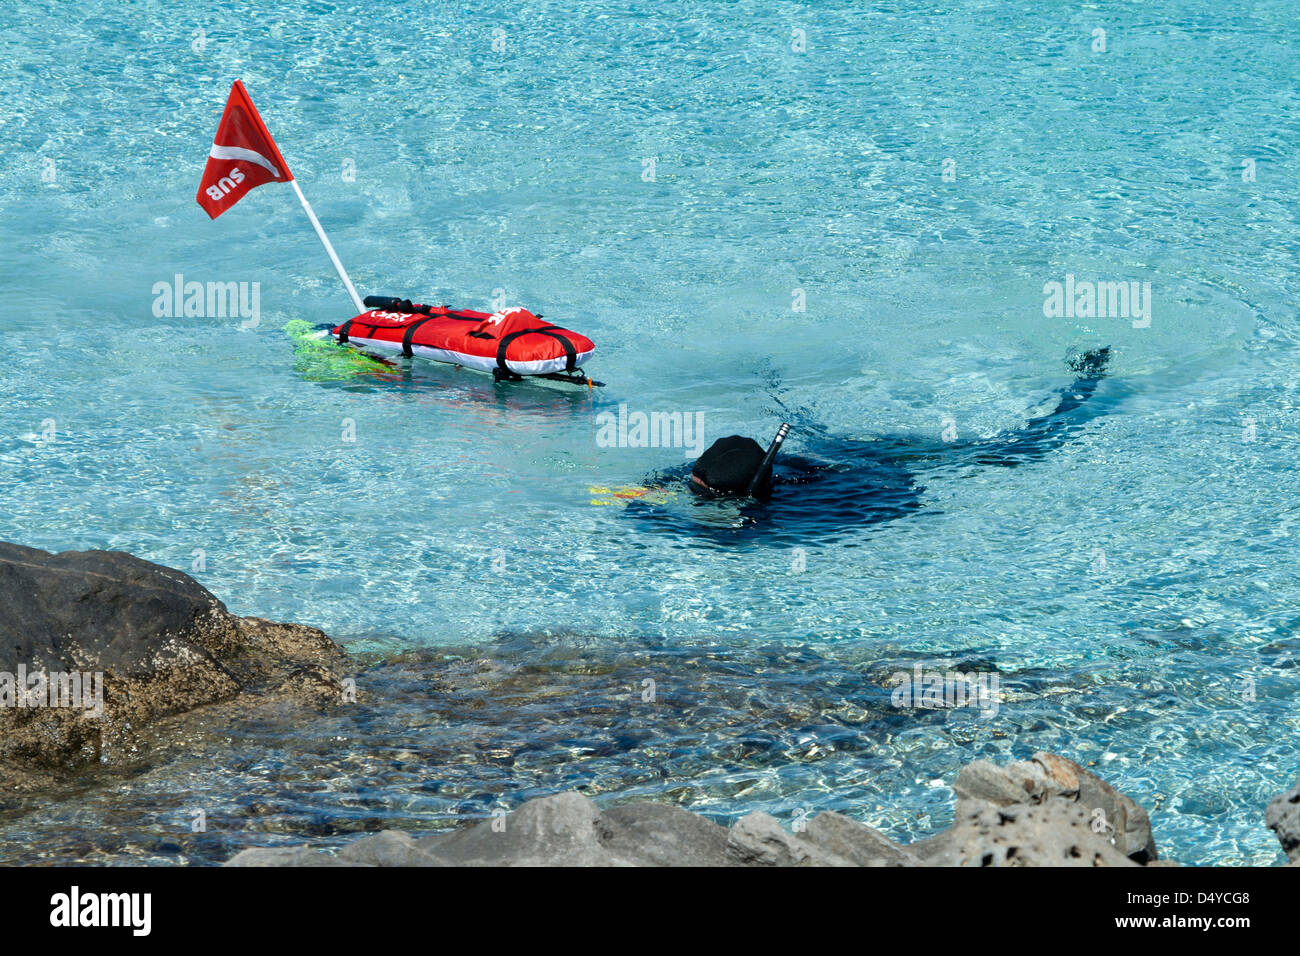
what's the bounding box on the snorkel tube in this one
[745,423,791,497]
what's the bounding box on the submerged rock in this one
[0,542,352,790]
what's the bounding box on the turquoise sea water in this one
[2,0,1299,864]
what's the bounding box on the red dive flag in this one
[196,80,294,219]
[194,79,365,313]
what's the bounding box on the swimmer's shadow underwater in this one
[612,347,1117,546]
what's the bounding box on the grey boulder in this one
[410,792,740,866]
[912,799,1139,867]
[1266,778,1300,863]
[802,811,921,866]
[952,751,1156,863]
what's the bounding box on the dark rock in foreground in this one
[0,542,352,790]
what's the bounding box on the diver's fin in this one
[1067,345,1112,378]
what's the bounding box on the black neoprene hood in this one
[690,435,771,496]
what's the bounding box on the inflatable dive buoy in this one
[332,296,601,385]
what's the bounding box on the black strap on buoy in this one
[746,423,790,496]
[337,319,354,344]
[400,316,441,357]
[496,326,576,373]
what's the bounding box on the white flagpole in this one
[289,178,365,315]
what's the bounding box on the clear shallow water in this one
[1,0,1298,864]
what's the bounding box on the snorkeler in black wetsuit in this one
[622,347,1114,544]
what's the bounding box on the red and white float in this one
[332,298,598,383]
